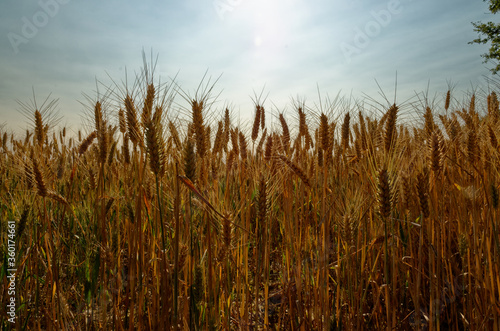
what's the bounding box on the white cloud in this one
[0,0,496,133]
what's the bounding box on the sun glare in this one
[246,0,292,53]
[254,35,263,47]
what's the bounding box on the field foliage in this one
[1,67,500,330]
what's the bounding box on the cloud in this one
[0,0,495,133]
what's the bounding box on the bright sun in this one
[254,35,263,47]
[248,0,291,50]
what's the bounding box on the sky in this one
[0,0,497,134]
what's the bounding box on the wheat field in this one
[1,68,500,330]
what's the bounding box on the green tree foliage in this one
[470,0,500,74]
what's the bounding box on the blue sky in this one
[0,0,496,134]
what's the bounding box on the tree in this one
[470,0,500,74]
